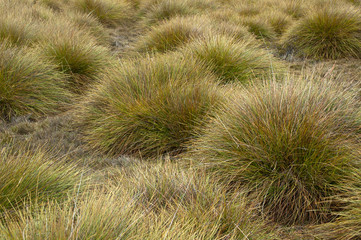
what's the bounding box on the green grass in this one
[76,52,222,158]
[190,75,361,225]
[0,42,71,121]
[281,6,361,59]
[184,35,282,83]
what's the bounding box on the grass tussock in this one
[0,14,37,45]
[139,0,218,25]
[190,75,361,225]
[77,53,222,158]
[0,42,71,121]
[134,16,207,53]
[39,28,112,92]
[0,146,83,214]
[282,6,361,59]
[73,0,133,26]
[184,35,282,83]
[64,11,112,44]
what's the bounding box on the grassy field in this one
[1,0,361,239]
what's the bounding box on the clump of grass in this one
[73,0,133,26]
[184,35,282,83]
[77,53,221,158]
[0,146,83,214]
[64,11,111,44]
[0,15,37,45]
[134,16,207,53]
[140,0,218,25]
[262,10,294,35]
[190,75,361,225]
[281,6,361,59]
[279,0,306,19]
[0,42,71,121]
[240,16,277,40]
[39,27,112,92]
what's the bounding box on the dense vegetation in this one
[1,0,361,239]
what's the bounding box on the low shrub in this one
[190,76,361,225]
[0,42,71,121]
[281,6,361,59]
[184,35,281,83]
[77,53,221,158]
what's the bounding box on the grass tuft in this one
[184,35,282,83]
[38,28,112,93]
[281,6,361,59]
[73,0,133,26]
[76,53,222,158]
[190,75,361,225]
[0,42,71,121]
[134,16,207,53]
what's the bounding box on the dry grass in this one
[0,42,71,121]
[183,35,283,83]
[76,53,222,158]
[1,0,361,238]
[190,75,361,225]
[281,5,361,59]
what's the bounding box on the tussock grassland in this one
[1,0,361,239]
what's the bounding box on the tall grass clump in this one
[0,146,83,214]
[190,76,361,225]
[73,0,133,26]
[0,42,71,121]
[134,16,207,53]
[39,28,112,92]
[184,35,282,83]
[77,53,221,158]
[281,6,361,59]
